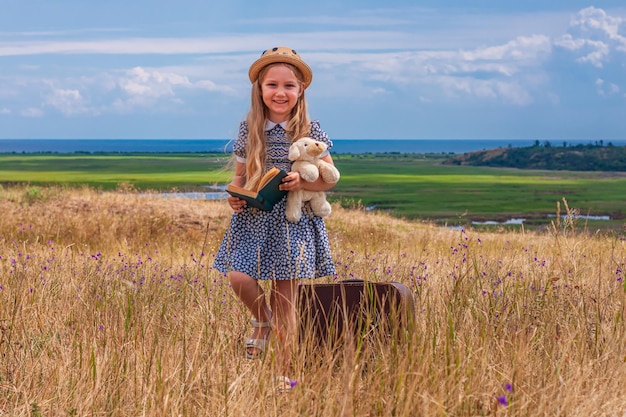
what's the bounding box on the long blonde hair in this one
[244,63,311,189]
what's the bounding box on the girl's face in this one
[260,64,302,123]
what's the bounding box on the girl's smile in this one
[260,65,302,122]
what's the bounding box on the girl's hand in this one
[228,195,246,213]
[280,172,301,191]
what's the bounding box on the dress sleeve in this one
[310,120,333,157]
[233,121,248,162]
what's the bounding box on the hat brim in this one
[248,54,312,89]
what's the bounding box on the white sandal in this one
[276,376,297,393]
[245,317,272,359]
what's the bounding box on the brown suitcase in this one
[298,279,415,349]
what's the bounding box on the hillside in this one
[443,141,626,171]
[1,186,625,416]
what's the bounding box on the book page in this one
[258,167,281,190]
[226,184,257,198]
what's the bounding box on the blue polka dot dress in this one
[212,120,337,280]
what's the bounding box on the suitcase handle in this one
[340,279,402,285]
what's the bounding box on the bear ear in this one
[288,143,301,161]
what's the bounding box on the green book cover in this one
[226,167,288,211]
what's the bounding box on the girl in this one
[213,46,338,391]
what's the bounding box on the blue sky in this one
[1,1,625,140]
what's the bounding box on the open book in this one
[226,167,288,211]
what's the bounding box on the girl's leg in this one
[270,279,298,375]
[228,271,272,355]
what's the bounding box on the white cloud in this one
[0,28,133,37]
[579,40,611,67]
[461,35,552,62]
[433,76,533,105]
[0,38,224,57]
[111,66,234,112]
[20,107,44,117]
[555,34,587,50]
[555,34,610,68]
[555,6,626,68]
[323,34,550,105]
[238,13,410,27]
[573,6,626,48]
[119,67,191,98]
[45,88,90,115]
[116,66,236,99]
[1,64,238,118]
[195,79,236,94]
[595,78,621,96]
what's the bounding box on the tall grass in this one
[0,186,624,416]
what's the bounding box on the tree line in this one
[443,141,626,171]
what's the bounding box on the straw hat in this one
[248,46,313,89]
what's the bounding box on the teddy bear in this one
[285,137,340,222]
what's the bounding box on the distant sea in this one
[1,139,624,155]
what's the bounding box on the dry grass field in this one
[1,186,625,416]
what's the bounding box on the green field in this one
[2,152,625,229]
[332,153,626,227]
[0,153,232,190]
